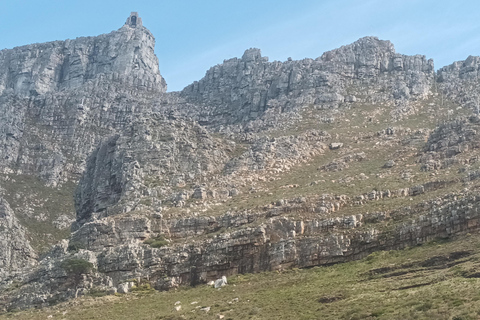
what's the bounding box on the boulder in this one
[214,276,228,288]
[329,143,344,150]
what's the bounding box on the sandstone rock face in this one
[0,197,37,280]
[181,37,434,126]
[0,12,166,186]
[438,55,480,82]
[0,12,165,97]
[0,13,168,287]
[420,116,480,171]
[4,13,480,313]
[74,117,231,229]
[437,56,480,113]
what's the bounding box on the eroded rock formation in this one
[3,12,480,313]
[181,37,434,127]
[0,196,37,281]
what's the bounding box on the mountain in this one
[2,12,480,315]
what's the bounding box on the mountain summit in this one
[0,12,166,97]
[2,13,480,315]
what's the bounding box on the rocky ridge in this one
[0,12,168,286]
[180,36,433,130]
[0,12,166,184]
[3,13,480,312]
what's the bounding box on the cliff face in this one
[4,187,480,310]
[0,196,37,281]
[4,13,480,313]
[73,117,231,229]
[437,56,480,114]
[438,55,480,82]
[0,13,165,97]
[0,13,167,278]
[181,37,434,126]
[0,12,166,185]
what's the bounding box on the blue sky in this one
[1,0,479,91]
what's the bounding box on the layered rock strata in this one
[0,197,37,281]
[2,190,479,310]
[0,12,166,185]
[5,13,480,313]
[181,37,434,127]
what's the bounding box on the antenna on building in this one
[125,12,142,28]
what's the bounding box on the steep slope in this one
[0,12,166,271]
[180,37,433,129]
[0,196,37,280]
[0,13,164,97]
[0,12,165,184]
[4,14,480,314]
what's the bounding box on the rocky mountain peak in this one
[241,48,264,62]
[180,36,434,129]
[346,36,394,52]
[436,55,480,114]
[438,55,480,82]
[0,13,168,188]
[0,13,166,97]
[4,15,480,313]
[319,36,432,76]
[124,12,143,28]
[320,36,394,62]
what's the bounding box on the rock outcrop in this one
[74,116,231,229]
[181,37,434,127]
[438,55,480,82]
[0,197,37,280]
[437,56,480,113]
[5,12,480,314]
[0,12,165,97]
[0,12,169,289]
[420,116,480,171]
[0,12,166,186]
[3,189,480,311]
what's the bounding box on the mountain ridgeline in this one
[2,12,480,311]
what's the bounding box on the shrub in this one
[144,235,169,248]
[61,258,94,289]
[88,287,108,298]
[5,280,22,292]
[61,258,94,275]
[130,283,155,294]
[67,241,85,252]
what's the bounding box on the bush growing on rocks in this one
[144,235,169,248]
[67,242,86,252]
[61,258,94,288]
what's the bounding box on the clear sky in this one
[1,0,479,91]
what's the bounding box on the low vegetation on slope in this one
[0,175,75,253]
[4,233,480,320]
[5,14,480,316]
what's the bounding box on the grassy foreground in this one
[4,234,480,320]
